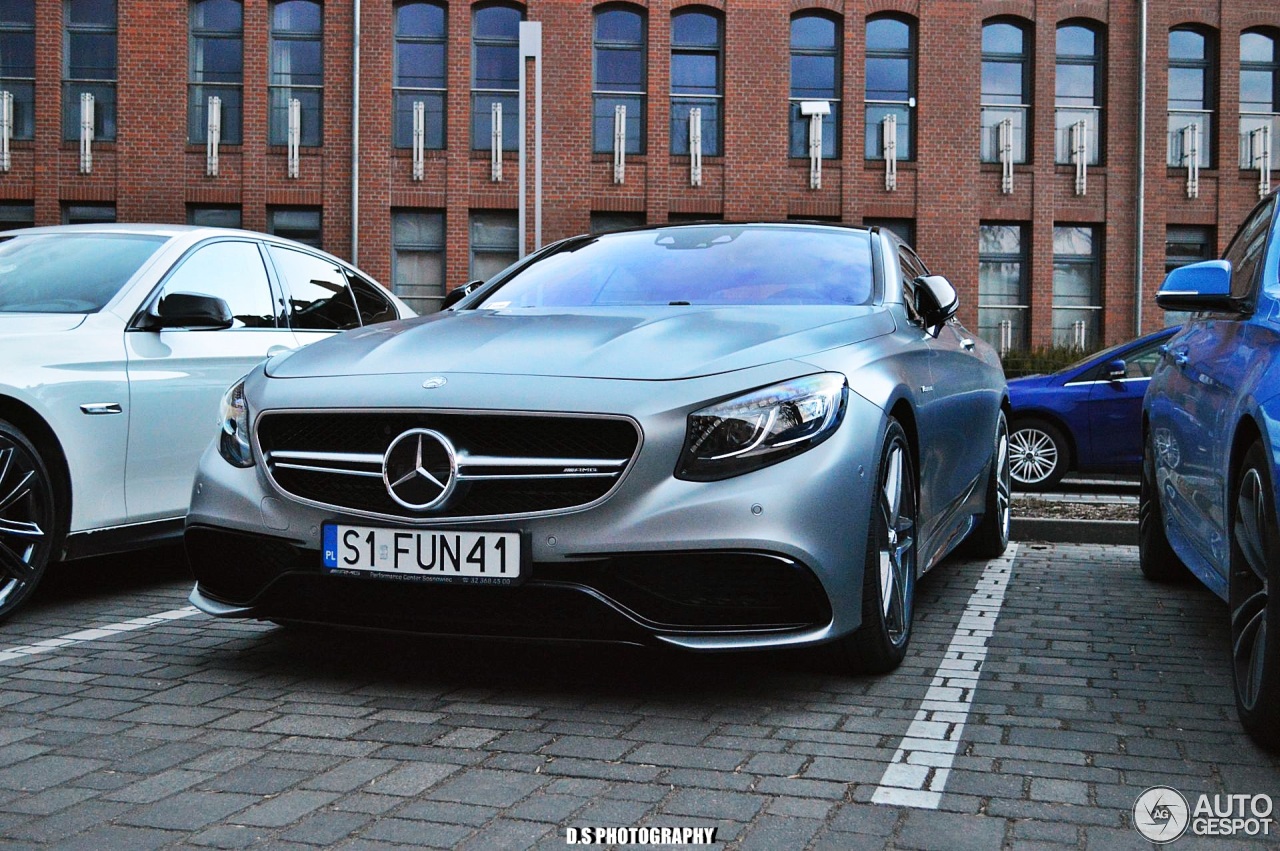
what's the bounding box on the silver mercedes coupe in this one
[186,223,1010,672]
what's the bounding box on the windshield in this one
[476,225,875,308]
[0,233,168,313]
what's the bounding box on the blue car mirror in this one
[1155,260,1238,313]
[1107,359,1126,381]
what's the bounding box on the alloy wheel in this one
[0,434,53,614]
[1009,426,1059,486]
[878,437,916,644]
[1231,464,1273,713]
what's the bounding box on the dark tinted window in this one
[0,233,164,313]
[159,240,276,328]
[189,0,243,144]
[348,273,398,325]
[477,226,874,308]
[268,244,360,330]
[1223,199,1275,301]
[0,0,34,140]
[394,1,446,149]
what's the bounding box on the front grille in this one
[256,410,641,521]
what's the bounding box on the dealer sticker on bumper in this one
[322,524,522,585]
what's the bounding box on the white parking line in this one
[871,543,1018,809]
[0,606,202,665]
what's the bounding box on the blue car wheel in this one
[1230,441,1280,749]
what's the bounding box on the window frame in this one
[469,209,519,282]
[669,7,723,157]
[1239,27,1279,171]
[1167,24,1216,168]
[980,17,1031,164]
[189,0,244,145]
[391,209,447,313]
[470,3,523,152]
[1054,20,1103,166]
[592,4,647,155]
[1051,223,1102,349]
[789,11,841,160]
[863,13,914,161]
[268,0,323,147]
[267,206,322,249]
[63,0,118,142]
[0,3,35,141]
[393,0,447,150]
[977,222,1030,353]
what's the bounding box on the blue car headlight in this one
[218,377,254,468]
[677,373,848,481]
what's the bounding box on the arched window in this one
[63,0,117,141]
[980,18,1030,163]
[865,15,914,160]
[1240,29,1278,170]
[1167,26,1215,167]
[593,6,646,155]
[269,0,322,146]
[670,8,722,156]
[0,2,34,141]
[1055,22,1101,165]
[394,2,446,149]
[472,4,522,151]
[190,0,243,145]
[788,13,839,159]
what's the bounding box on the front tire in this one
[0,420,58,622]
[839,419,918,674]
[965,410,1011,558]
[1008,418,1069,490]
[1139,431,1187,583]
[1229,441,1280,750]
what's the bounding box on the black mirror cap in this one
[914,275,958,334]
[441,280,484,310]
[156,292,234,330]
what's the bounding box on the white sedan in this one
[0,224,412,620]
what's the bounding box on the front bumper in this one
[185,369,887,650]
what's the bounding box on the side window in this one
[159,240,276,328]
[1223,200,1275,301]
[1125,341,1165,378]
[268,245,360,331]
[898,245,927,322]
[347,273,398,325]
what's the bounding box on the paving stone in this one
[358,816,473,848]
[662,789,765,822]
[280,810,373,846]
[737,815,825,851]
[0,755,105,791]
[118,791,257,830]
[232,789,340,827]
[429,768,548,808]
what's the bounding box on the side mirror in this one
[153,292,234,330]
[441,280,484,310]
[1156,260,1238,313]
[1107,359,1127,381]
[914,275,958,336]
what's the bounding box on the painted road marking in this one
[872,543,1018,809]
[0,606,202,665]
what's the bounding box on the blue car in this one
[1007,327,1179,489]
[1142,190,1280,749]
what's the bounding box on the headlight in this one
[677,373,847,481]
[218,378,254,468]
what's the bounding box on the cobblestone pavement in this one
[0,542,1276,850]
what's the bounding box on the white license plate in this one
[322,524,522,585]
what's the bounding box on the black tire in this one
[1008,418,1070,491]
[1138,430,1188,583]
[839,419,918,674]
[1229,441,1280,750]
[0,420,58,622]
[964,410,1011,558]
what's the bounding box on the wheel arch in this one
[1228,415,1268,524]
[887,398,920,492]
[1009,408,1078,469]
[0,393,72,551]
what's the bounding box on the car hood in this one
[1007,373,1054,390]
[266,306,896,381]
[0,313,88,334]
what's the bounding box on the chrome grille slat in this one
[255,409,642,522]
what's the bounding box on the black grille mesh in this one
[257,411,640,519]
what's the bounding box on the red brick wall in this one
[1,0,1275,344]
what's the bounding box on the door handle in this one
[1173,351,1189,367]
[960,338,975,350]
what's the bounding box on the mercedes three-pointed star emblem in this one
[382,429,458,510]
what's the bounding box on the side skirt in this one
[62,518,185,562]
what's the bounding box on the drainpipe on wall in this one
[1135,0,1147,336]
[350,0,362,266]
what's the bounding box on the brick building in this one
[0,0,1276,351]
